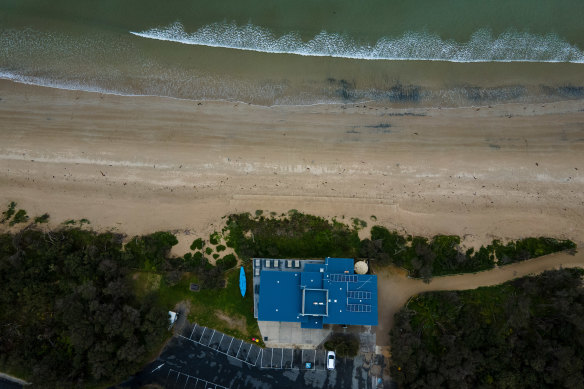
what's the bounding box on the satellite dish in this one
[354,261,368,274]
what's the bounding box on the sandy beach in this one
[0,79,583,254]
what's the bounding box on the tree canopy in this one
[390,268,584,388]
[0,228,170,387]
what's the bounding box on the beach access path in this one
[375,249,584,348]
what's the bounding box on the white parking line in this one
[244,345,253,362]
[270,348,274,367]
[235,339,243,358]
[189,324,197,339]
[280,348,284,368]
[227,336,234,351]
[200,327,207,343]
[167,369,229,389]
[208,329,216,346]
[255,349,262,366]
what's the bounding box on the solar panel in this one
[330,274,358,282]
[347,304,372,313]
[347,291,371,299]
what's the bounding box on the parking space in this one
[282,348,293,368]
[315,349,327,370]
[218,334,232,353]
[227,338,243,358]
[180,323,332,372]
[246,344,262,365]
[199,328,214,346]
[208,331,223,349]
[128,335,380,389]
[166,369,229,389]
[261,347,272,368]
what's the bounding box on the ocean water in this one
[1,0,583,105]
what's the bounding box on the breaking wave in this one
[131,21,584,63]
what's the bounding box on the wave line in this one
[130,21,584,63]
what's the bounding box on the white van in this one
[327,351,336,370]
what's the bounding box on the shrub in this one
[224,212,360,260]
[9,209,29,226]
[216,244,226,252]
[209,231,221,245]
[190,238,204,250]
[213,253,219,259]
[124,231,178,271]
[34,213,50,224]
[205,247,213,255]
[216,254,237,270]
[1,201,16,223]
[324,334,359,358]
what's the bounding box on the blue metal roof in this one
[257,257,378,328]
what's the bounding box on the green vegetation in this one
[34,213,50,223]
[492,237,576,265]
[213,253,219,259]
[216,244,226,252]
[190,237,204,250]
[216,254,237,270]
[1,201,16,223]
[205,246,213,255]
[351,217,367,229]
[324,334,359,358]
[225,212,360,261]
[390,268,584,388]
[0,228,169,387]
[255,209,263,217]
[9,209,29,226]
[209,231,221,245]
[124,231,178,271]
[152,266,261,344]
[363,226,575,280]
[370,215,377,221]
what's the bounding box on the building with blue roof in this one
[253,257,378,329]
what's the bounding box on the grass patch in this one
[155,267,262,344]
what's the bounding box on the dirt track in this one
[375,249,584,347]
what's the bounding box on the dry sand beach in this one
[1,79,582,248]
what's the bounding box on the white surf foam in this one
[131,21,584,63]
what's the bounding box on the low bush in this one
[324,334,359,358]
[190,238,204,250]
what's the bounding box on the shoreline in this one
[1,79,583,254]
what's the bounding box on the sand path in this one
[375,249,584,348]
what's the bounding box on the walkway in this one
[376,249,584,347]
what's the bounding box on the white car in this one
[327,351,336,370]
